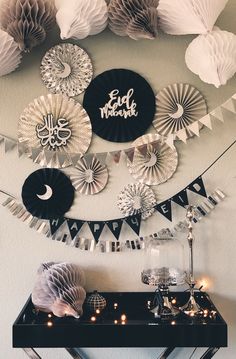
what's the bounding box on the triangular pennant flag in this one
[199,114,212,129]
[96,152,108,165]
[210,106,224,122]
[155,200,172,221]
[17,142,27,157]
[31,147,42,162]
[58,152,71,168]
[66,219,84,239]
[88,221,105,242]
[124,148,135,162]
[83,153,94,167]
[188,176,207,198]
[71,153,82,166]
[172,189,189,208]
[125,214,141,235]
[44,149,55,166]
[222,99,235,115]
[165,134,176,150]
[49,218,65,235]
[106,219,123,240]
[188,121,200,136]
[137,144,147,156]
[110,150,121,164]
[232,97,236,112]
[176,128,187,143]
[5,138,17,152]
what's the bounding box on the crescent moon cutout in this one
[169,103,184,119]
[37,185,53,200]
[59,62,72,79]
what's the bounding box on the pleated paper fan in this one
[18,94,92,168]
[127,134,178,185]
[117,182,156,220]
[71,157,109,195]
[22,168,74,219]
[83,69,156,143]
[40,43,93,97]
[153,83,207,139]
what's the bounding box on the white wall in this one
[0,1,236,358]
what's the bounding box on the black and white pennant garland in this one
[1,188,226,252]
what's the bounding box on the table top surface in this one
[13,292,227,348]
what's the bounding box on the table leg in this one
[66,348,85,359]
[158,347,175,359]
[22,348,42,359]
[200,348,220,358]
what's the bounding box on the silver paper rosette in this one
[18,94,92,168]
[71,156,109,195]
[153,83,207,138]
[117,183,156,220]
[40,43,93,97]
[127,134,178,185]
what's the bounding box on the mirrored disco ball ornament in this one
[85,290,107,313]
[141,237,186,319]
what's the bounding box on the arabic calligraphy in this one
[100,89,138,119]
[36,114,72,149]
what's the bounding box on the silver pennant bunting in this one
[5,138,17,152]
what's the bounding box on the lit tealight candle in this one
[171,298,177,305]
[121,314,127,321]
[95,309,101,314]
[91,316,96,322]
[47,321,53,327]
[114,303,118,309]
[171,321,176,325]
[48,314,52,318]
[114,320,118,324]
[121,321,126,325]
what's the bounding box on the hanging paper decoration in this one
[2,188,226,252]
[0,29,22,77]
[66,219,84,240]
[117,183,156,220]
[185,28,236,88]
[32,262,86,318]
[108,0,159,40]
[157,0,228,35]
[18,94,92,168]
[106,219,123,239]
[155,199,172,222]
[0,0,55,52]
[125,214,142,235]
[40,43,93,97]
[83,69,156,142]
[88,222,105,242]
[55,0,108,40]
[127,134,178,185]
[153,84,207,140]
[21,168,74,219]
[71,156,108,195]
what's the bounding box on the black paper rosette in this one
[83,69,156,142]
[22,168,74,219]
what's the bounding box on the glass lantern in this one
[141,236,186,319]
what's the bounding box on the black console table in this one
[13,292,227,359]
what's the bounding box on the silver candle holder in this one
[181,206,203,316]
